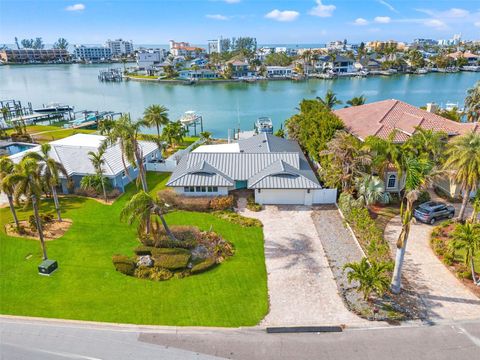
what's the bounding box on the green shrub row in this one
[191,257,217,274]
[112,255,136,276]
[212,211,263,227]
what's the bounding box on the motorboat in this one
[34,103,73,113]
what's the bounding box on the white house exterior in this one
[167,134,336,205]
[136,49,167,70]
[74,46,112,61]
[9,134,160,193]
[266,66,293,78]
[178,69,219,80]
[105,39,134,56]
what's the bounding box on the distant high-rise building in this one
[207,37,229,54]
[105,39,134,56]
[74,45,112,61]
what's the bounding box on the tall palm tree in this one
[363,132,403,181]
[143,105,169,137]
[452,222,480,284]
[317,89,342,109]
[88,148,108,202]
[346,95,366,107]
[25,143,68,222]
[5,158,48,260]
[0,158,20,228]
[391,157,434,294]
[121,190,176,240]
[464,81,480,123]
[344,258,392,301]
[470,193,480,224]
[402,128,447,165]
[162,120,187,148]
[102,114,149,192]
[443,132,480,221]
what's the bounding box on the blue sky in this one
[1,0,479,45]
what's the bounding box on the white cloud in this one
[475,21,480,27]
[309,0,336,18]
[416,7,469,18]
[446,8,469,17]
[265,9,299,22]
[377,0,398,13]
[424,19,447,29]
[206,14,229,20]
[65,3,85,11]
[374,16,391,23]
[353,18,369,26]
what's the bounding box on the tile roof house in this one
[334,99,480,197]
[9,134,160,193]
[167,133,336,205]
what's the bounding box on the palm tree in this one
[317,89,342,109]
[452,222,480,284]
[162,120,187,148]
[200,131,212,144]
[443,132,480,221]
[4,158,48,259]
[355,174,390,206]
[0,158,20,229]
[102,114,149,192]
[121,190,176,240]
[25,143,68,222]
[143,105,169,137]
[319,131,371,192]
[464,81,480,123]
[344,258,392,301]
[402,128,447,165]
[391,157,435,294]
[346,95,366,107]
[88,148,108,202]
[470,193,480,224]
[363,133,403,181]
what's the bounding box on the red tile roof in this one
[333,99,479,142]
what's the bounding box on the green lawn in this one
[7,124,96,144]
[0,172,268,326]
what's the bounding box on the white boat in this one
[461,65,480,72]
[415,68,428,74]
[255,117,273,134]
[179,111,201,126]
[34,103,73,113]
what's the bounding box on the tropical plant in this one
[121,190,176,240]
[162,120,187,148]
[443,132,480,221]
[4,158,48,259]
[0,158,20,228]
[200,131,212,144]
[344,258,392,301]
[88,148,108,202]
[317,89,342,109]
[25,143,68,221]
[319,131,371,192]
[143,105,170,137]
[102,114,149,192]
[464,81,480,122]
[391,157,435,293]
[451,222,480,284]
[346,95,366,107]
[471,193,480,224]
[363,133,403,180]
[402,128,447,165]
[53,38,69,50]
[355,174,390,206]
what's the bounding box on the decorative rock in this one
[191,245,209,260]
[137,255,153,267]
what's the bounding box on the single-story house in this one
[266,66,293,78]
[334,99,480,197]
[178,69,220,80]
[9,134,160,193]
[167,133,336,205]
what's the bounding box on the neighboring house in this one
[167,133,336,205]
[225,60,254,78]
[188,58,208,68]
[447,51,480,66]
[266,66,293,78]
[334,99,480,197]
[9,134,160,193]
[316,55,356,73]
[136,49,167,70]
[178,69,220,80]
[169,40,206,58]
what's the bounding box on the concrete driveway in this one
[384,199,480,321]
[239,204,367,327]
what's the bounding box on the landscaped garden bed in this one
[5,213,72,240]
[112,225,234,281]
[430,220,480,297]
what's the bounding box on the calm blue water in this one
[0,64,479,137]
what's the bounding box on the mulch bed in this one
[5,219,73,240]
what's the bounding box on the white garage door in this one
[255,189,307,205]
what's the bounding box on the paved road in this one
[239,204,367,327]
[1,317,480,360]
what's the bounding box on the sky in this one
[0,0,479,45]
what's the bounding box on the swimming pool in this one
[0,143,37,155]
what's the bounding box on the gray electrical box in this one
[38,259,58,275]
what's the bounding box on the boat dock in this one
[98,68,123,82]
[179,111,203,136]
[64,110,123,129]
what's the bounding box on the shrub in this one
[152,248,191,270]
[210,196,235,211]
[415,191,431,205]
[191,257,217,274]
[150,267,173,281]
[212,211,263,227]
[134,246,153,256]
[152,238,197,249]
[155,225,201,242]
[108,188,122,199]
[134,266,153,279]
[157,189,211,212]
[112,255,136,276]
[28,213,54,231]
[443,251,455,266]
[246,195,262,212]
[74,187,98,198]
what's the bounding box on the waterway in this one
[1,64,479,137]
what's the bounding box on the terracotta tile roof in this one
[333,99,479,143]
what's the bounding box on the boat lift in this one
[179,111,203,136]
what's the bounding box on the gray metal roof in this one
[167,134,321,190]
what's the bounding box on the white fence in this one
[312,188,337,204]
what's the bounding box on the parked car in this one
[413,201,455,225]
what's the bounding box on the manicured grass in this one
[7,125,96,144]
[0,172,268,326]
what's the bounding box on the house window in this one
[196,186,201,192]
[212,187,218,192]
[387,174,396,188]
[189,186,195,192]
[207,186,213,192]
[201,186,206,192]
[121,171,126,178]
[184,187,190,192]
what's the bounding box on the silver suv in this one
[413,201,455,225]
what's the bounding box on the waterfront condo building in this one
[74,45,112,61]
[105,39,134,57]
[169,40,205,58]
[0,48,69,63]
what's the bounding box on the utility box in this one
[38,259,58,276]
